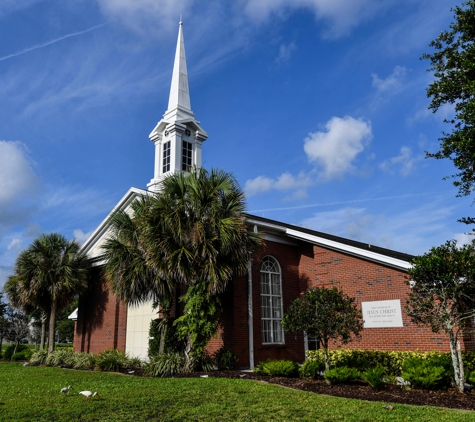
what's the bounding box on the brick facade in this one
[74,268,127,354]
[74,237,475,366]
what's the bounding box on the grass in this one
[0,362,474,421]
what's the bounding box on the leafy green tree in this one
[0,292,9,353]
[406,240,475,392]
[4,275,49,349]
[5,308,30,354]
[14,233,90,352]
[282,287,363,371]
[423,1,475,221]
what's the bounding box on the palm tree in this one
[142,168,262,367]
[14,233,90,352]
[102,197,175,354]
[4,275,50,349]
[102,168,261,365]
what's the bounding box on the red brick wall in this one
[74,239,475,363]
[74,268,127,354]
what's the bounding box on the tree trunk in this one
[40,313,47,350]
[48,298,58,353]
[322,338,330,372]
[158,323,168,355]
[183,335,193,373]
[449,331,465,392]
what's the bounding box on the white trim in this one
[247,261,254,369]
[80,187,148,258]
[285,229,411,271]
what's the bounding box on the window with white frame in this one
[163,141,171,173]
[260,256,284,344]
[182,140,192,171]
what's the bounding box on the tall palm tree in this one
[103,168,261,364]
[142,168,262,366]
[102,197,176,355]
[14,233,90,352]
[144,168,262,294]
[4,275,50,349]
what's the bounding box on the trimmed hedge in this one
[306,349,475,376]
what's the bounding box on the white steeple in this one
[148,21,208,192]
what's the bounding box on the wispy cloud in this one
[249,192,431,213]
[0,23,107,63]
[243,0,393,39]
[275,42,296,64]
[379,146,423,176]
[372,66,407,95]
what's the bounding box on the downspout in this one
[248,260,254,369]
[248,224,258,369]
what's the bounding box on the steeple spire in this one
[167,21,191,112]
[147,21,208,192]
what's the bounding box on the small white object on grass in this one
[383,405,394,410]
[60,385,72,395]
[79,391,99,401]
[200,375,208,378]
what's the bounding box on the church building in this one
[73,22,472,368]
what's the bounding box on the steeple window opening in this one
[260,256,284,344]
[163,141,171,173]
[182,140,193,171]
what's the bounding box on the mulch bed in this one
[172,370,475,411]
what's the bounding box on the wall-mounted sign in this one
[361,299,403,328]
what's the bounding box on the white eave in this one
[247,217,411,271]
[80,187,148,260]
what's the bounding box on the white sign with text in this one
[361,299,403,328]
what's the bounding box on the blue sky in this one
[0,0,472,289]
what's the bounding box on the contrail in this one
[249,192,432,213]
[0,23,107,62]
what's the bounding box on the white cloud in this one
[453,232,474,247]
[73,229,93,246]
[372,66,407,95]
[7,238,22,251]
[245,172,313,197]
[0,141,40,208]
[409,102,455,126]
[275,42,296,64]
[243,0,388,38]
[96,0,194,34]
[379,146,422,176]
[304,116,372,179]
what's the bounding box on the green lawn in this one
[0,362,474,421]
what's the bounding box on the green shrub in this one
[30,349,48,365]
[3,344,28,360]
[71,352,96,370]
[149,317,182,358]
[361,366,386,389]
[466,371,475,384]
[262,360,299,377]
[11,349,33,361]
[324,366,361,385]
[95,349,129,372]
[144,352,185,377]
[214,347,238,370]
[45,349,76,367]
[299,359,324,379]
[127,356,143,369]
[253,359,268,375]
[193,350,216,372]
[401,358,448,389]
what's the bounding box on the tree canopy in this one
[13,233,90,352]
[423,1,475,220]
[282,286,363,371]
[406,239,475,392]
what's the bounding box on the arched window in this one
[260,256,284,344]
